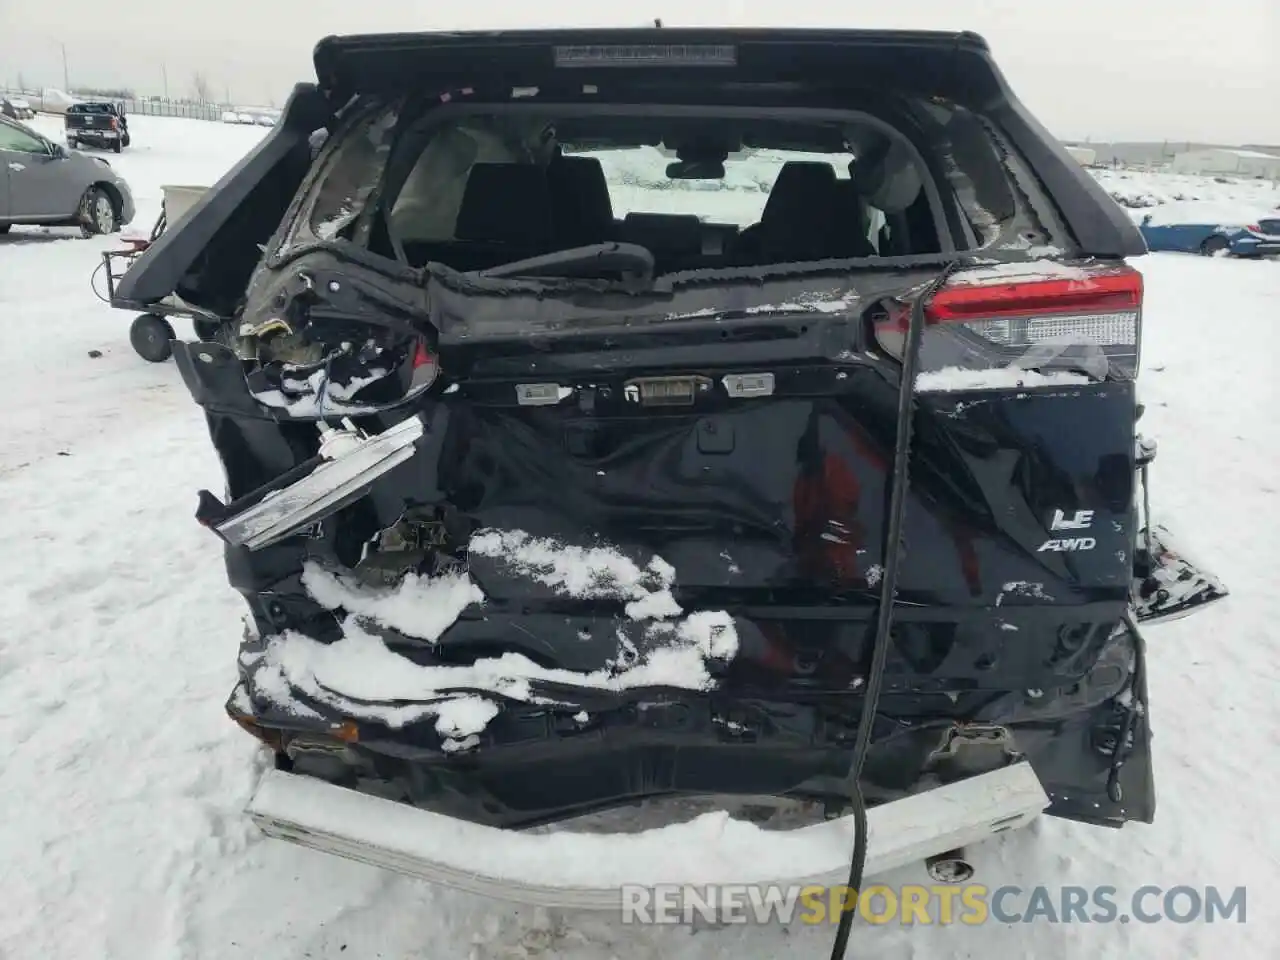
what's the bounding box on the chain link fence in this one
[2,88,239,123]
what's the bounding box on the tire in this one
[80,186,118,236]
[0,224,10,235]
[193,318,222,342]
[1200,235,1230,257]
[122,133,131,148]
[129,314,176,363]
[111,139,122,154]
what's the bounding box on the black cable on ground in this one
[90,259,112,303]
[827,260,969,960]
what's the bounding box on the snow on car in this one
[0,46,1276,960]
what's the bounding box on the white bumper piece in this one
[214,415,424,551]
[246,763,1049,909]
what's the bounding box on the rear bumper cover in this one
[229,612,1155,830]
[246,761,1049,910]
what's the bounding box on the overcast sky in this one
[0,0,1274,144]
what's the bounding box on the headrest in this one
[761,162,840,224]
[548,155,614,244]
[621,212,703,255]
[455,163,553,245]
[851,140,923,214]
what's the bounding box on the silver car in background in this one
[0,114,136,236]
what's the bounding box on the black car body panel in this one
[113,84,331,316]
[212,360,1153,828]
[147,27,1228,839]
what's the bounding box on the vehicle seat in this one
[734,161,876,263]
[619,212,704,271]
[547,155,615,248]
[405,162,555,270]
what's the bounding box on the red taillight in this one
[924,269,1142,322]
[1245,224,1261,233]
[873,262,1143,387]
[409,337,438,389]
[412,339,432,368]
[109,117,118,130]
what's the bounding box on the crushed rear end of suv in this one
[118,27,1227,912]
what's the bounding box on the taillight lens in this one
[409,337,439,389]
[872,262,1143,389]
[109,117,118,130]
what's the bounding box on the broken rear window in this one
[302,103,401,244]
[278,98,1060,277]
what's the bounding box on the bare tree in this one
[191,72,212,104]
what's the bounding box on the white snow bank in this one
[302,561,484,642]
[468,528,682,621]
[916,367,1091,392]
[1092,163,1280,214]
[1130,200,1278,228]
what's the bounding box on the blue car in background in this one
[1138,204,1280,257]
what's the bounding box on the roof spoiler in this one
[312,28,999,104]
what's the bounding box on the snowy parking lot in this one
[1,113,1277,960]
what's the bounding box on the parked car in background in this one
[0,114,135,234]
[2,97,36,120]
[65,101,131,153]
[1137,202,1280,257]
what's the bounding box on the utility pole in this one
[60,42,69,90]
[162,62,169,99]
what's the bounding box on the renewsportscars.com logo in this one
[619,884,1248,926]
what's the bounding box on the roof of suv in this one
[312,27,1005,105]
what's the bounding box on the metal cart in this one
[95,184,226,362]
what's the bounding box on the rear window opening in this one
[284,96,1060,281]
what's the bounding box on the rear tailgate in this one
[410,256,1143,693]
[65,108,115,133]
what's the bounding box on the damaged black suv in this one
[118,27,1227,905]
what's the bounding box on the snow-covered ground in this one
[1092,165,1280,222]
[1,115,1277,960]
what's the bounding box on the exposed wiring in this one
[827,258,970,960]
[89,259,113,303]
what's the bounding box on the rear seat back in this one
[547,155,615,247]
[735,161,877,262]
[619,212,703,269]
[454,163,555,246]
[402,162,556,270]
[400,158,868,273]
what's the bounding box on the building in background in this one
[1170,147,1280,179]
